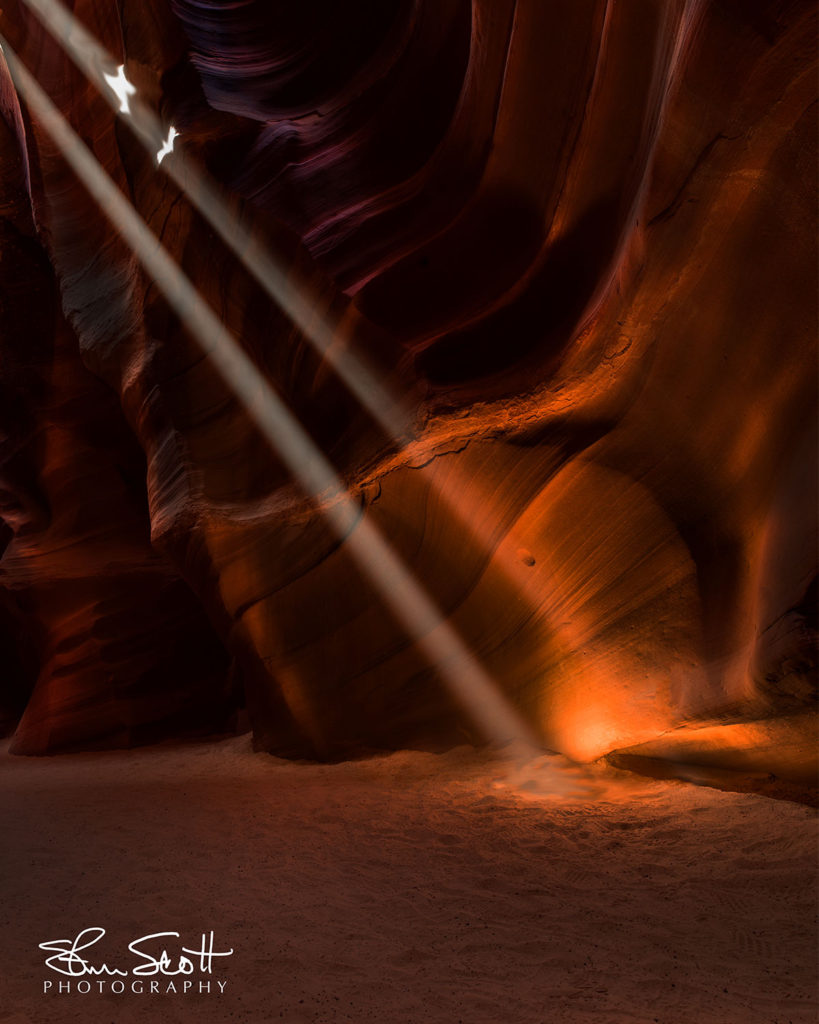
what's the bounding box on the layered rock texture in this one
[0,0,815,780]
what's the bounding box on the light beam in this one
[0,36,544,765]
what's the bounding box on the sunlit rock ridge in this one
[0,0,815,784]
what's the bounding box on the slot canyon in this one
[0,1,816,1022]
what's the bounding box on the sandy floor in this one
[0,737,816,1024]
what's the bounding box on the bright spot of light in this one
[103,64,136,115]
[491,752,603,802]
[156,125,179,165]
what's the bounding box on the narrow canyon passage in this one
[0,2,815,1020]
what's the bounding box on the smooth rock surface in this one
[0,1,815,772]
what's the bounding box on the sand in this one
[0,736,816,1024]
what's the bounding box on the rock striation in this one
[0,0,815,778]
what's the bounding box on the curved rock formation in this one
[0,0,815,780]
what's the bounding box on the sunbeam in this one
[0,37,588,791]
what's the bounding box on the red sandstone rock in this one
[0,0,815,778]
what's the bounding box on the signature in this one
[39,928,233,977]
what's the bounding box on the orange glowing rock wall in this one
[0,0,815,769]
